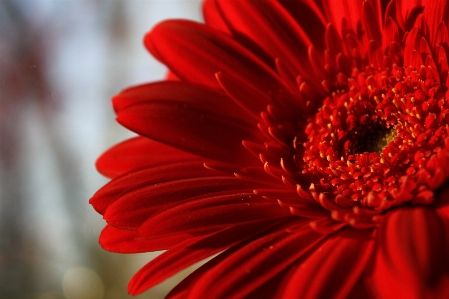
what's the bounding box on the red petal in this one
[166,71,180,81]
[128,220,278,295]
[321,0,364,34]
[202,0,231,35]
[203,0,277,71]
[234,166,286,188]
[90,161,215,215]
[369,207,446,299]
[187,221,325,299]
[435,186,449,269]
[279,228,374,299]
[423,0,449,45]
[382,17,400,53]
[435,21,449,46]
[216,71,271,119]
[95,137,200,178]
[403,26,423,67]
[213,0,314,82]
[103,176,256,229]
[401,0,426,20]
[116,101,262,164]
[363,1,382,43]
[138,193,289,239]
[166,243,239,299]
[368,40,383,69]
[99,225,189,252]
[145,20,282,91]
[308,45,326,78]
[112,81,250,123]
[275,58,302,95]
[346,276,375,299]
[278,0,327,50]
[325,23,345,58]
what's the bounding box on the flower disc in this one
[299,64,449,227]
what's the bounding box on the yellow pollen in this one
[392,99,399,108]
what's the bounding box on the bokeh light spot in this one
[62,267,104,299]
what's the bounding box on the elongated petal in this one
[202,0,231,35]
[213,0,315,82]
[129,235,209,295]
[99,225,190,252]
[145,20,282,91]
[278,0,326,50]
[166,243,240,299]
[112,81,250,123]
[423,0,449,45]
[321,0,363,34]
[90,161,215,215]
[363,1,382,43]
[129,220,278,295]
[369,207,446,299]
[95,137,200,178]
[203,0,276,70]
[435,185,449,229]
[103,176,255,229]
[116,101,262,164]
[138,193,289,238]
[216,71,271,119]
[187,221,325,299]
[279,228,375,299]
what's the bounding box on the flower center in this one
[295,65,449,227]
[347,122,397,155]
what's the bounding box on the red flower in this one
[91,0,449,298]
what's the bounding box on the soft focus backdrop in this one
[0,1,202,298]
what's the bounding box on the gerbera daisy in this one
[91,0,449,298]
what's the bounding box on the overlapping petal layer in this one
[92,0,449,298]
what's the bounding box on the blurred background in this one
[0,1,202,298]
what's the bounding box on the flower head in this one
[91,0,449,298]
